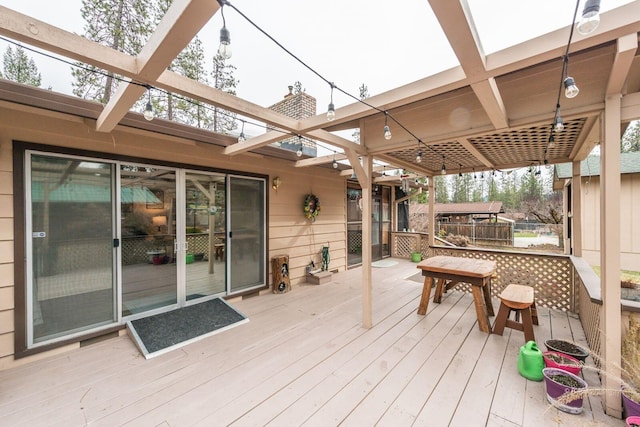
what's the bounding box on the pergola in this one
[1,0,639,417]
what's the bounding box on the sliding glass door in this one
[184,171,226,301]
[25,151,266,347]
[27,153,117,345]
[120,164,177,317]
[228,176,265,293]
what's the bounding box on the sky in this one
[0,0,634,142]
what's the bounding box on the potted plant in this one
[542,367,588,414]
[544,339,589,362]
[623,315,640,418]
[542,351,583,376]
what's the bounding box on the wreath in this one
[303,193,321,222]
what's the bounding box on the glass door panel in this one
[229,176,265,293]
[184,172,226,301]
[28,154,116,344]
[120,164,177,316]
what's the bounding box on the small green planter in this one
[411,252,422,263]
[186,253,194,264]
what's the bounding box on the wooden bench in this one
[492,284,538,342]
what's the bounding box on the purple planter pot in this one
[624,392,640,418]
[543,367,588,414]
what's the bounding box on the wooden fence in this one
[437,222,513,246]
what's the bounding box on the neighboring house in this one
[554,152,640,270]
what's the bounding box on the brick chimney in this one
[268,85,317,156]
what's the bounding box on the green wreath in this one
[303,193,321,221]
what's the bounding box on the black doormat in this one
[127,298,248,359]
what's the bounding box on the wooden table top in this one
[416,255,496,278]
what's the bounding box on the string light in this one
[415,148,422,163]
[326,83,335,121]
[332,152,338,169]
[238,120,246,142]
[217,1,232,59]
[143,86,154,121]
[564,76,579,98]
[383,112,392,140]
[553,110,564,132]
[458,164,462,177]
[577,0,601,36]
[441,156,446,175]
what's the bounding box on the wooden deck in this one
[0,258,623,426]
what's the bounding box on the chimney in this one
[268,85,318,156]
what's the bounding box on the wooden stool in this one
[492,284,538,342]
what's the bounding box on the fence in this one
[437,222,513,246]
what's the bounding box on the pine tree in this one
[210,53,238,134]
[1,45,42,87]
[434,175,449,203]
[72,0,153,104]
[152,0,212,127]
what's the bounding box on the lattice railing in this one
[392,232,428,258]
[430,246,574,312]
[576,269,602,366]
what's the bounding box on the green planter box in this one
[411,252,422,263]
[186,253,194,264]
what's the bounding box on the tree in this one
[210,53,238,134]
[434,175,449,203]
[521,190,564,249]
[1,45,41,87]
[152,0,212,126]
[72,0,154,103]
[622,121,640,152]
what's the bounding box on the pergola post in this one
[571,161,583,257]
[601,98,622,418]
[428,177,435,248]
[361,155,373,328]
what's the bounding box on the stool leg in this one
[521,307,535,342]
[493,302,510,336]
[531,301,539,325]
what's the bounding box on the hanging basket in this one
[303,194,320,222]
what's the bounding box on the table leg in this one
[471,285,491,333]
[417,276,433,315]
[433,278,447,303]
[482,280,494,316]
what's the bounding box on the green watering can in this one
[517,341,544,381]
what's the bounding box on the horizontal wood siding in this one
[0,105,346,365]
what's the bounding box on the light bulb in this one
[564,77,579,98]
[416,150,422,163]
[554,116,564,132]
[238,132,246,143]
[332,159,338,169]
[143,101,154,121]
[577,0,601,36]
[441,163,446,175]
[218,26,232,59]
[383,125,391,140]
[327,103,335,121]
[548,135,556,149]
[296,147,303,157]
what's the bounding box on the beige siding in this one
[580,175,640,270]
[0,105,347,365]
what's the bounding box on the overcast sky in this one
[0,0,633,140]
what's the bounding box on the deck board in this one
[0,258,624,427]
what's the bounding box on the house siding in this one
[0,105,346,369]
[580,174,640,270]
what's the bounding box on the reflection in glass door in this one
[28,153,116,345]
[120,164,177,316]
[184,172,226,301]
[229,176,265,293]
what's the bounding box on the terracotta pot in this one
[542,367,587,414]
[542,351,582,376]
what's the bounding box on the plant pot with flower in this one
[542,367,588,414]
